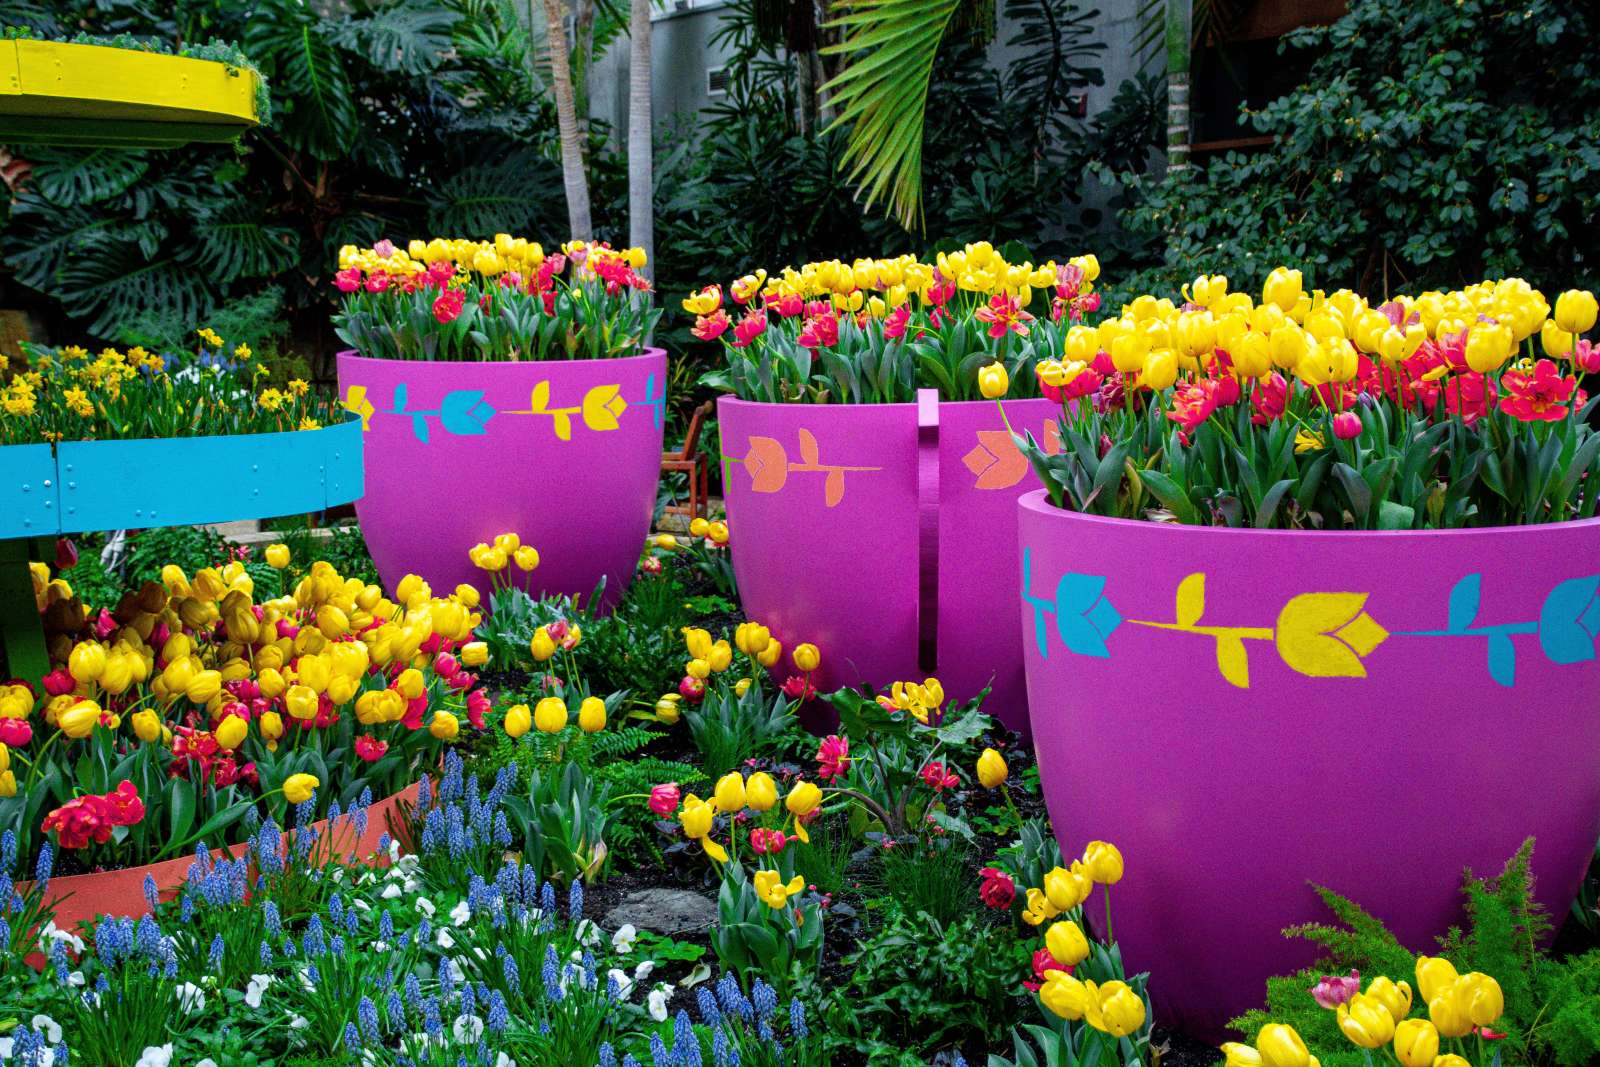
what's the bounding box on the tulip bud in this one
[58,699,100,739]
[1391,1018,1439,1067]
[68,641,107,683]
[265,543,291,569]
[1088,980,1146,1038]
[534,697,567,734]
[259,711,284,741]
[1554,288,1598,334]
[713,772,747,813]
[504,703,532,738]
[745,771,778,812]
[429,710,460,740]
[976,747,1008,789]
[978,361,1010,399]
[683,627,713,659]
[792,643,820,672]
[283,772,319,805]
[1337,992,1397,1048]
[1452,972,1503,1027]
[1045,920,1090,967]
[514,546,541,571]
[707,641,733,673]
[577,696,606,733]
[530,628,556,662]
[285,684,319,720]
[1254,1024,1311,1067]
[215,713,248,750]
[1082,840,1124,885]
[653,693,682,724]
[132,709,162,743]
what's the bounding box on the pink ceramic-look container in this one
[718,394,1060,734]
[337,350,667,610]
[1017,489,1600,1039]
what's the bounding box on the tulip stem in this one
[1104,885,1115,947]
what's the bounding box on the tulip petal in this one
[1537,574,1600,664]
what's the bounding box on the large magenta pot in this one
[719,394,1060,734]
[1017,488,1600,1038]
[338,350,666,609]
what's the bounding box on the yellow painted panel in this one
[0,40,257,126]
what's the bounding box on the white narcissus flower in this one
[449,900,471,926]
[611,923,638,953]
[647,984,672,1022]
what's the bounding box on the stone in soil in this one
[602,887,717,936]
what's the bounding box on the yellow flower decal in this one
[1275,592,1389,677]
[580,384,627,432]
[342,385,375,430]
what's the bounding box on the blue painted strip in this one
[0,414,364,536]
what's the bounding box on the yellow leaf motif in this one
[1175,573,1206,628]
[580,384,626,432]
[1275,592,1389,678]
[341,385,375,431]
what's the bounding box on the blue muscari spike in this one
[752,978,777,1020]
[1,828,15,873]
[713,1028,731,1067]
[541,881,556,915]
[598,1043,618,1067]
[331,935,346,958]
[607,972,622,1002]
[379,911,394,941]
[405,971,424,1008]
[650,1034,671,1067]
[502,954,521,996]
[282,936,297,958]
[569,879,584,921]
[307,962,322,986]
[329,893,345,926]
[35,842,53,888]
[697,985,722,1025]
[460,981,477,1020]
[49,937,67,982]
[259,940,272,966]
[417,916,432,944]
[521,864,538,907]
[208,934,225,967]
[582,950,597,990]
[305,915,326,956]
[180,896,194,923]
[346,908,358,935]
[439,958,456,1003]
[344,1021,362,1052]
[494,811,512,847]
[542,945,563,1003]
[264,900,282,937]
[417,772,432,812]
[674,1010,703,1067]
[623,1057,642,1067]
[143,874,159,910]
[359,996,382,1042]
[487,989,509,1032]
[952,1056,968,1067]
[378,832,393,855]
[387,989,405,1022]
[789,999,807,1038]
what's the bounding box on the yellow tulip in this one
[785,780,822,817]
[1554,288,1598,333]
[679,794,716,840]
[707,641,733,672]
[1141,349,1178,391]
[0,770,14,797]
[1045,920,1090,966]
[454,583,481,608]
[1082,840,1124,884]
[530,627,556,662]
[1087,980,1146,1037]
[429,710,460,740]
[131,709,162,742]
[1452,972,1503,1027]
[534,697,567,734]
[1040,970,1089,1020]
[1365,976,1412,1023]
[686,658,711,680]
[68,641,107,682]
[58,699,100,739]
[1431,1057,1471,1067]
[756,640,783,668]
[215,714,248,750]
[285,684,319,720]
[1337,993,1396,1048]
[259,711,284,741]
[514,546,541,571]
[1263,267,1303,312]
[1428,987,1473,1038]
[1414,956,1460,1003]
[1391,1018,1438,1067]
[1254,1023,1311,1067]
[745,771,778,811]
[976,747,1008,789]
[683,627,713,659]
[265,543,291,569]
[978,361,1010,399]
[284,773,320,805]
[397,667,426,700]
[1219,1043,1263,1067]
[1043,864,1090,911]
[654,693,682,724]
[713,772,747,812]
[1541,320,1575,358]
[577,696,606,733]
[734,677,752,697]
[752,869,805,909]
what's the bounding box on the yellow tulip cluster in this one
[502,693,607,738]
[729,242,1101,317]
[1225,956,1506,1067]
[336,235,648,282]
[469,531,541,575]
[1053,270,1596,399]
[1037,971,1148,1038]
[876,677,945,724]
[1021,839,1123,926]
[675,770,822,864]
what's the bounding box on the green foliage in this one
[683,680,799,780]
[1229,841,1600,1067]
[872,834,974,926]
[1112,0,1600,296]
[594,754,706,870]
[816,909,1031,1065]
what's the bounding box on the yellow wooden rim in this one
[0,39,259,128]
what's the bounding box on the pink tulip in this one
[648,783,681,816]
[1310,969,1360,1009]
[1332,411,1363,440]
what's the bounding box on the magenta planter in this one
[719,394,1060,734]
[1017,488,1600,1039]
[337,350,666,609]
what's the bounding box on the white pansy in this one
[65,971,85,987]
[31,1015,62,1043]
[445,956,465,982]
[606,968,634,1000]
[352,898,372,912]
[633,960,655,982]
[611,923,638,953]
[575,918,602,946]
[175,983,207,1013]
[647,984,672,1022]
[381,883,403,899]
[197,1059,220,1067]
[38,922,85,953]
[494,1054,518,1067]
[414,896,436,917]
[449,900,471,926]
[435,928,456,949]
[452,1014,485,1043]
[246,973,275,1008]
[133,1044,174,1067]
[290,1014,310,1030]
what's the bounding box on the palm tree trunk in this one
[572,0,597,136]
[627,0,653,277]
[1165,0,1193,173]
[543,0,593,240]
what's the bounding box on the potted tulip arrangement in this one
[333,236,666,611]
[1003,270,1600,1036]
[1,545,491,929]
[693,244,1104,733]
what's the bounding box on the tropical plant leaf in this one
[55,245,215,337]
[325,0,460,75]
[27,148,150,206]
[821,0,965,230]
[191,202,300,282]
[247,16,360,157]
[425,154,557,234]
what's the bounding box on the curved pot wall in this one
[1017,488,1600,1038]
[719,394,1059,733]
[337,350,666,610]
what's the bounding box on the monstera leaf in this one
[324,0,460,75]
[55,246,214,338]
[191,202,300,283]
[27,148,151,206]
[246,14,359,158]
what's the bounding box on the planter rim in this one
[336,346,665,370]
[1019,486,1600,539]
[717,394,1054,414]
[0,408,362,452]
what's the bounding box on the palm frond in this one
[821,0,965,231]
